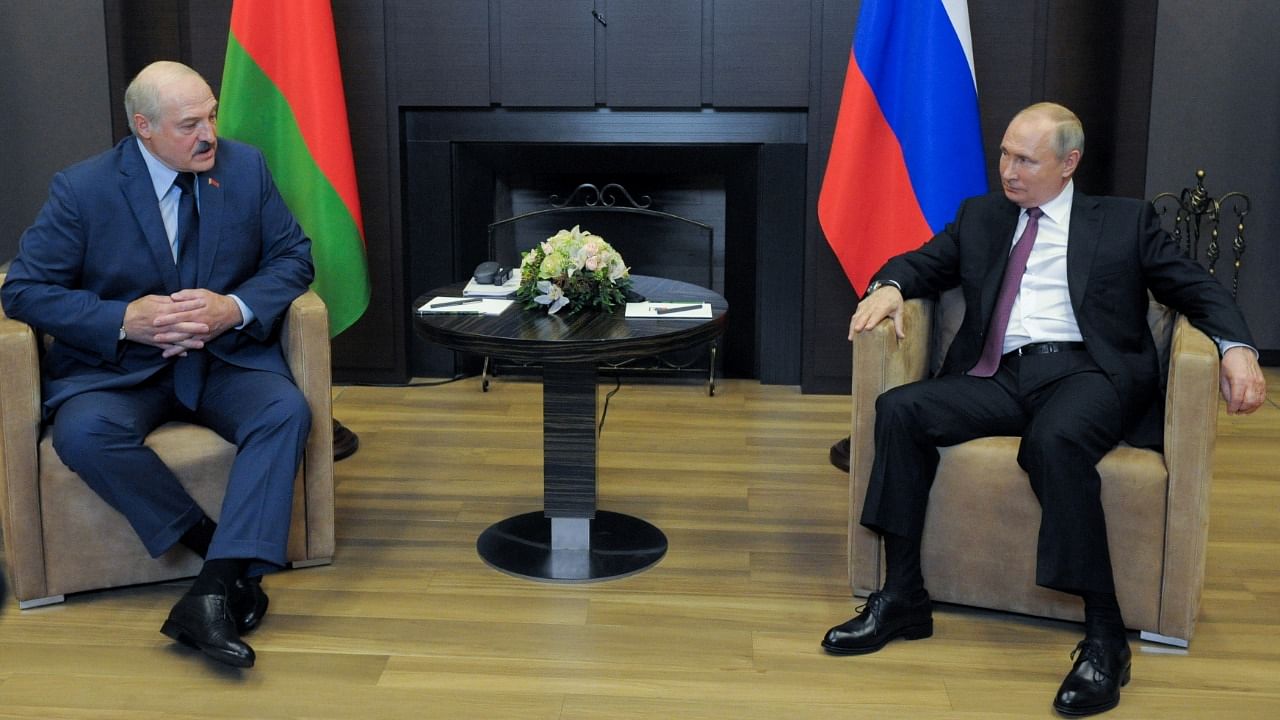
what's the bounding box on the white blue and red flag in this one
[818,0,987,292]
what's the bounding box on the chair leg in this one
[19,595,66,610]
[482,356,492,392]
[708,343,717,397]
[1139,630,1190,648]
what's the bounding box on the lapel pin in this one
[207,177,220,188]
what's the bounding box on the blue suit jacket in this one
[2,137,314,417]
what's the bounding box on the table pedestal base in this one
[476,510,667,582]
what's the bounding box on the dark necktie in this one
[968,207,1043,377]
[172,172,205,408]
[173,172,200,288]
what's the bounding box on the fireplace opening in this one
[403,109,807,384]
[500,180,726,297]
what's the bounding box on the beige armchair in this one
[0,271,335,608]
[848,291,1220,647]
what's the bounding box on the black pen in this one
[654,303,703,315]
[429,297,482,309]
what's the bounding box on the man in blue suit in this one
[2,61,314,668]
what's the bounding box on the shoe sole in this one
[821,621,934,656]
[1052,666,1130,717]
[161,619,255,668]
[1052,694,1121,717]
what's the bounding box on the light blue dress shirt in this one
[136,139,254,328]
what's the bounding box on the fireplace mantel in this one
[403,108,807,145]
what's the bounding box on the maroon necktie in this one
[968,207,1043,377]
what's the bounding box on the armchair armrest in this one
[848,298,933,593]
[280,289,334,561]
[0,304,49,600]
[1156,315,1220,641]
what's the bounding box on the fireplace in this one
[403,109,807,383]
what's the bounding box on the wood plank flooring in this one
[1,371,1277,718]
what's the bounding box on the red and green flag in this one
[219,0,370,337]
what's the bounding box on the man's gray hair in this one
[1020,102,1085,160]
[123,61,204,135]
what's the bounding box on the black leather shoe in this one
[333,418,359,461]
[822,589,933,655]
[1053,637,1131,716]
[161,584,255,668]
[228,576,269,635]
[829,436,851,472]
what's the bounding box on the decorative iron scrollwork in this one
[1152,169,1250,299]
[550,182,653,209]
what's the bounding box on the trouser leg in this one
[194,361,310,576]
[51,383,205,557]
[1014,354,1125,595]
[861,372,1026,541]
[861,371,1026,592]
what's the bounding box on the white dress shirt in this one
[1002,181,1081,353]
[999,179,1249,358]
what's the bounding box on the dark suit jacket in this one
[873,190,1252,448]
[1,136,313,417]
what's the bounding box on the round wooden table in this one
[413,275,728,582]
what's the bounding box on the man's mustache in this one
[195,140,214,155]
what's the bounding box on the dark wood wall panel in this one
[1041,1,1156,199]
[404,141,459,376]
[800,0,859,394]
[0,2,114,264]
[497,0,596,106]
[104,0,184,141]
[1146,0,1280,353]
[712,0,811,107]
[328,1,400,379]
[754,144,807,384]
[967,0,1040,185]
[605,1,703,107]
[391,0,490,107]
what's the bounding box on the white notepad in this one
[624,301,712,319]
[416,297,514,315]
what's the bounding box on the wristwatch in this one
[865,279,901,296]
[119,325,127,341]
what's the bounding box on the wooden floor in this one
[1,371,1278,718]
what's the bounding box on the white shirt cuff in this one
[1214,338,1257,359]
[229,294,254,330]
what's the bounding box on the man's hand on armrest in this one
[1219,345,1267,415]
[849,285,906,340]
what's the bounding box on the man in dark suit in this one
[1,61,314,669]
[820,103,1265,716]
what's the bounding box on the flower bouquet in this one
[515,225,632,314]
